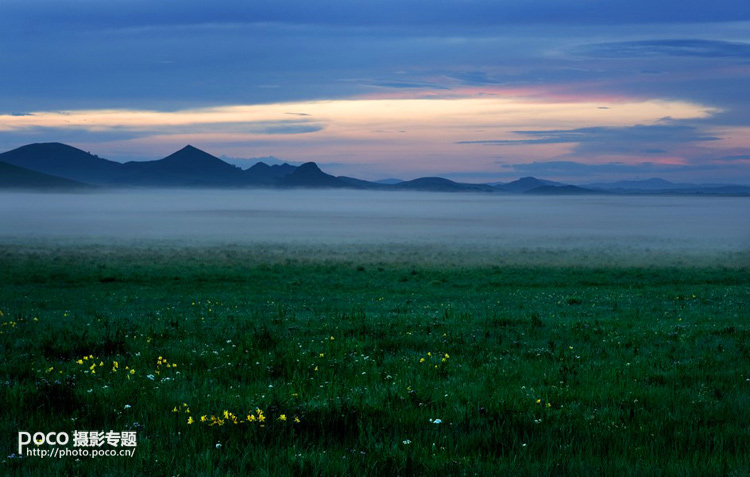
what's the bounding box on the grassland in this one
[1,246,749,476]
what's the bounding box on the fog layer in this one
[1,190,748,266]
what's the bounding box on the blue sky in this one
[1,0,749,183]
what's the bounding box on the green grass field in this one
[1,246,749,475]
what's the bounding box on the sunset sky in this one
[1,0,749,183]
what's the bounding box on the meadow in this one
[1,245,749,476]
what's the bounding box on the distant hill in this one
[375,178,404,185]
[524,185,605,195]
[338,176,390,190]
[500,177,563,193]
[0,160,89,190]
[279,162,350,188]
[584,178,750,195]
[584,178,692,191]
[395,177,495,192]
[1,143,748,195]
[220,155,296,168]
[244,162,297,185]
[0,142,123,184]
[113,145,245,187]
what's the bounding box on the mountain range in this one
[1,142,749,196]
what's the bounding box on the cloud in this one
[457,124,720,148]
[573,39,750,60]
[2,0,748,31]
[447,71,505,86]
[718,154,750,161]
[359,79,450,90]
[255,122,324,135]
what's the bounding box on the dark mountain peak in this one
[296,162,323,173]
[111,145,243,187]
[403,177,458,186]
[5,142,99,159]
[243,162,297,185]
[162,145,224,164]
[395,176,495,192]
[280,161,348,188]
[0,142,122,183]
[502,176,558,193]
[248,162,272,172]
[20,142,77,151]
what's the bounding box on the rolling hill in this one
[0,142,123,184]
[0,142,747,195]
[0,160,89,190]
[113,145,246,187]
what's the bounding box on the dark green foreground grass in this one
[1,248,749,475]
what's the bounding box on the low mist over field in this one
[1,190,747,266]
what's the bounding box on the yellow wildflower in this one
[187,416,194,425]
[279,414,287,421]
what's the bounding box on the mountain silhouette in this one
[395,177,495,192]
[278,162,349,188]
[524,185,605,195]
[244,162,297,185]
[338,176,390,189]
[0,142,123,184]
[0,143,747,195]
[114,145,245,187]
[500,177,562,193]
[0,160,89,189]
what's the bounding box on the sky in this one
[0,0,749,184]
